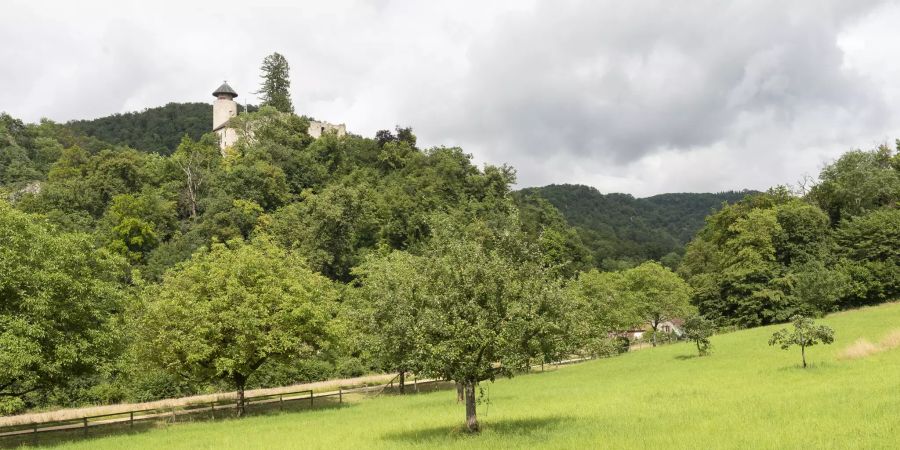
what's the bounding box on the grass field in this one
[36,302,900,449]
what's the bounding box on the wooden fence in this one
[0,357,600,445]
[0,376,444,444]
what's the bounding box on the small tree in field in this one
[379,212,567,433]
[768,315,834,368]
[682,316,715,356]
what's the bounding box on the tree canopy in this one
[256,52,294,113]
[681,144,899,326]
[0,202,125,414]
[137,238,338,414]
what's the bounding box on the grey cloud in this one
[2,0,900,196]
[429,0,888,166]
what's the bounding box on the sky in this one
[3,0,900,196]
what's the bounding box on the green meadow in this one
[43,302,900,449]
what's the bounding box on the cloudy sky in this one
[3,0,900,196]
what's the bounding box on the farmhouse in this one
[619,319,685,340]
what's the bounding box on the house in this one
[614,318,685,341]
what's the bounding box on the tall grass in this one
[39,302,900,449]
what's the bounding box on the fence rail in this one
[0,376,444,441]
[0,356,601,443]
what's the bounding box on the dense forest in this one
[1,55,898,423]
[680,146,900,327]
[516,185,752,270]
[18,100,752,273]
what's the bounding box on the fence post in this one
[279,394,284,411]
[414,375,418,393]
[309,390,313,407]
[130,411,134,427]
[171,408,176,423]
[83,418,88,436]
[339,388,343,404]
[211,402,215,419]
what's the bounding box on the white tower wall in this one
[213,98,238,131]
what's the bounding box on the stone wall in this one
[308,120,347,139]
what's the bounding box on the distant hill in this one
[515,184,755,269]
[65,102,255,155]
[65,102,212,155]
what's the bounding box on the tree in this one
[100,190,178,264]
[170,136,219,219]
[768,315,835,368]
[353,251,427,393]
[138,238,338,415]
[266,183,373,281]
[256,52,294,113]
[405,213,567,432]
[834,209,900,307]
[810,145,900,224]
[623,261,694,346]
[567,269,641,356]
[682,316,715,356]
[0,202,125,414]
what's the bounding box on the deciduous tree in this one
[768,315,835,368]
[138,238,338,415]
[682,316,715,356]
[0,202,125,414]
[407,213,567,432]
[624,261,694,346]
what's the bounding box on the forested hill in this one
[516,184,754,269]
[65,102,256,156]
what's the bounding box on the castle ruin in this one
[212,82,346,152]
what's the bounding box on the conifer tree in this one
[256,52,294,113]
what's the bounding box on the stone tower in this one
[212,82,239,153]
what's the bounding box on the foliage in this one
[518,184,752,269]
[681,145,899,326]
[768,315,835,368]
[682,316,715,356]
[513,192,593,278]
[622,261,694,346]
[256,53,294,113]
[136,238,339,414]
[352,250,428,391]
[567,270,640,356]
[382,212,569,431]
[67,103,220,155]
[809,144,900,224]
[0,202,125,414]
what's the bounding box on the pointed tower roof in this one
[212,82,238,98]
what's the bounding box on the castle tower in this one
[212,82,239,153]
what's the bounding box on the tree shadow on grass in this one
[380,415,574,444]
[674,354,699,360]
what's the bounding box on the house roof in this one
[213,82,238,98]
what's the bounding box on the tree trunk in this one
[464,382,479,433]
[801,345,807,368]
[399,371,406,394]
[456,382,464,403]
[234,374,247,417]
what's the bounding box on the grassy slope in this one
[48,303,900,450]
